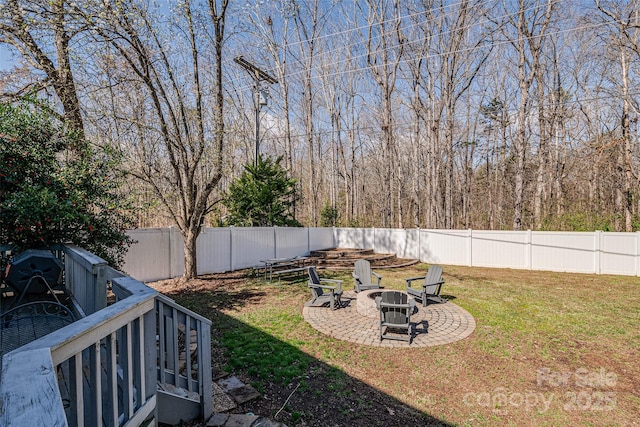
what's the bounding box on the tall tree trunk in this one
[533,69,549,230]
[363,0,404,227]
[620,48,633,231]
[294,0,324,225]
[3,0,85,137]
[184,228,198,279]
[510,0,552,230]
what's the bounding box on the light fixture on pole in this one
[234,56,278,166]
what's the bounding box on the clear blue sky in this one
[0,44,15,71]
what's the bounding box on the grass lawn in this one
[152,264,640,426]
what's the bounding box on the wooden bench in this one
[260,257,309,283]
[272,266,308,284]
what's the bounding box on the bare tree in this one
[0,0,84,136]
[7,0,640,238]
[404,1,439,228]
[596,0,640,231]
[437,0,492,228]
[497,0,553,230]
[84,0,229,279]
[361,0,405,227]
[290,0,334,226]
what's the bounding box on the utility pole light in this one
[234,56,278,166]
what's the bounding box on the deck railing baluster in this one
[185,314,193,392]
[124,322,134,419]
[136,315,145,404]
[105,332,118,427]
[171,307,180,386]
[91,341,103,426]
[158,302,166,384]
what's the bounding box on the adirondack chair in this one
[405,265,445,306]
[306,267,343,310]
[351,259,382,293]
[376,291,415,343]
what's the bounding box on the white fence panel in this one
[124,229,174,281]
[362,228,375,250]
[335,227,366,248]
[404,229,420,259]
[197,228,232,274]
[170,228,186,277]
[231,227,275,270]
[600,232,639,276]
[472,230,529,269]
[276,227,309,259]
[309,227,334,250]
[372,228,393,254]
[531,232,595,273]
[373,228,419,259]
[419,229,469,265]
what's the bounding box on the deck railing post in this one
[63,245,108,315]
[200,321,213,420]
[0,348,67,426]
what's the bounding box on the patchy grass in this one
[151,265,640,426]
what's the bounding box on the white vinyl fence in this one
[123,227,335,282]
[123,227,640,282]
[335,228,640,277]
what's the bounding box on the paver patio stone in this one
[302,291,475,347]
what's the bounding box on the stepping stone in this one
[227,384,261,404]
[212,382,237,412]
[217,376,245,391]
[252,418,289,426]
[212,366,228,380]
[224,414,260,427]
[206,413,229,426]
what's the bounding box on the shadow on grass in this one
[163,285,453,427]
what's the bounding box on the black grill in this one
[5,249,62,295]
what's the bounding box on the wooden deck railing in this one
[156,294,213,419]
[0,245,213,426]
[63,245,108,316]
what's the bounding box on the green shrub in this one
[223,155,300,227]
[0,100,133,266]
[320,202,339,227]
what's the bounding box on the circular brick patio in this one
[302,291,475,347]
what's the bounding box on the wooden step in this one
[310,248,374,258]
[306,248,419,270]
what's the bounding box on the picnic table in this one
[260,256,309,283]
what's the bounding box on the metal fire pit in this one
[5,249,63,295]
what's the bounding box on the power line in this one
[246,18,612,90]
[175,0,551,90]
[252,89,640,144]
[227,2,612,95]
[231,0,503,64]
